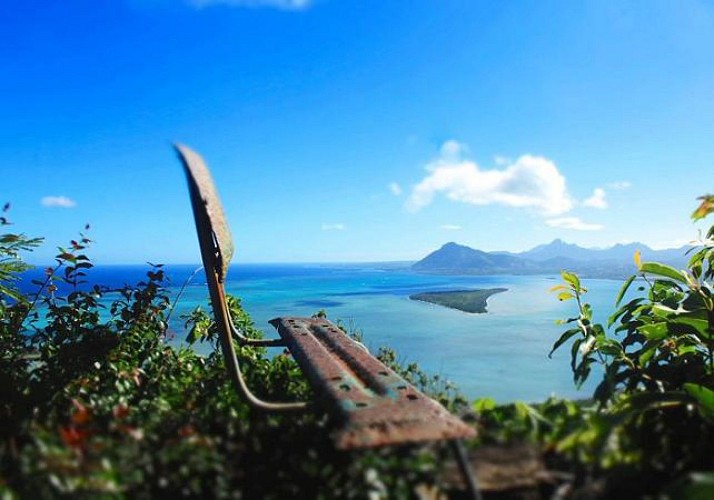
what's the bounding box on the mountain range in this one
[412,240,690,279]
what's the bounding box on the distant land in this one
[412,240,691,279]
[410,288,508,314]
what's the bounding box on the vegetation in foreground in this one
[2,194,714,498]
[473,195,714,498]
[409,288,508,314]
[0,207,466,498]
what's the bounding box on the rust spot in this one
[269,316,476,449]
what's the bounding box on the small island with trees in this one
[409,288,508,313]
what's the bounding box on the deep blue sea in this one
[20,263,626,403]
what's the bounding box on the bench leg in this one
[450,439,482,500]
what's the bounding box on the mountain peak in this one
[413,242,527,272]
[547,238,578,247]
[412,240,688,278]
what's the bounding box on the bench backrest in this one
[176,144,249,402]
[175,144,234,282]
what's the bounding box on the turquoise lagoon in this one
[22,264,627,403]
[166,264,623,403]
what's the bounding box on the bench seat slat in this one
[270,317,476,449]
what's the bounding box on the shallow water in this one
[171,264,621,402]
[20,263,625,403]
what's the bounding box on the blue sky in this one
[3,0,714,264]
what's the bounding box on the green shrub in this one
[543,195,714,495]
[0,207,459,498]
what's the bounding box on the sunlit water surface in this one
[22,264,626,402]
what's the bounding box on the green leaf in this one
[615,275,636,307]
[556,291,574,301]
[596,338,623,357]
[561,270,580,291]
[614,391,690,415]
[684,383,714,420]
[692,194,714,221]
[608,299,642,328]
[0,234,20,243]
[670,317,710,337]
[549,328,580,358]
[638,322,669,341]
[638,341,659,366]
[472,397,497,413]
[639,262,687,283]
[664,472,714,500]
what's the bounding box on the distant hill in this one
[412,242,534,274]
[413,240,690,279]
[513,238,688,263]
[516,238,598,262]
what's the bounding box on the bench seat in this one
[270,316,475,449]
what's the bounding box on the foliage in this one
[9,191,714,497]
[0,208,463,498]
[542,194,714,495]
[471,396,584,449]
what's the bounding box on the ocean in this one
[19,263,627,403]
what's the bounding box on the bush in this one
[541,194,714,496]
[0,207,462,498]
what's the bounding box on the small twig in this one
[164,266,203,331]
[18,262,62,333]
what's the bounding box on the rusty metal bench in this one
[176,144,479,494]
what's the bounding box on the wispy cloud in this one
[608,181,631,190]
[321,223,345,231]
[493,155,511,166]
[406,140,573,216]
[440,224,462,230]
[546,217,603,231]
[389,182,402,196]
[188,0,311,9]
[583,188,608,209]
[41,196,77,208]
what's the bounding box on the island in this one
[409,288,508,314]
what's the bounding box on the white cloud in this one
[440,224,462,230]
[440,139,466,159]
[188,0,310,9]
[494,155,511,166]
[321,223,345,231]
[41,196,76,208]
[546,217,603,231]
[406,141,573,216]
[583,188,608,209]
[389,182,402,196]
[608,181,631,190]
